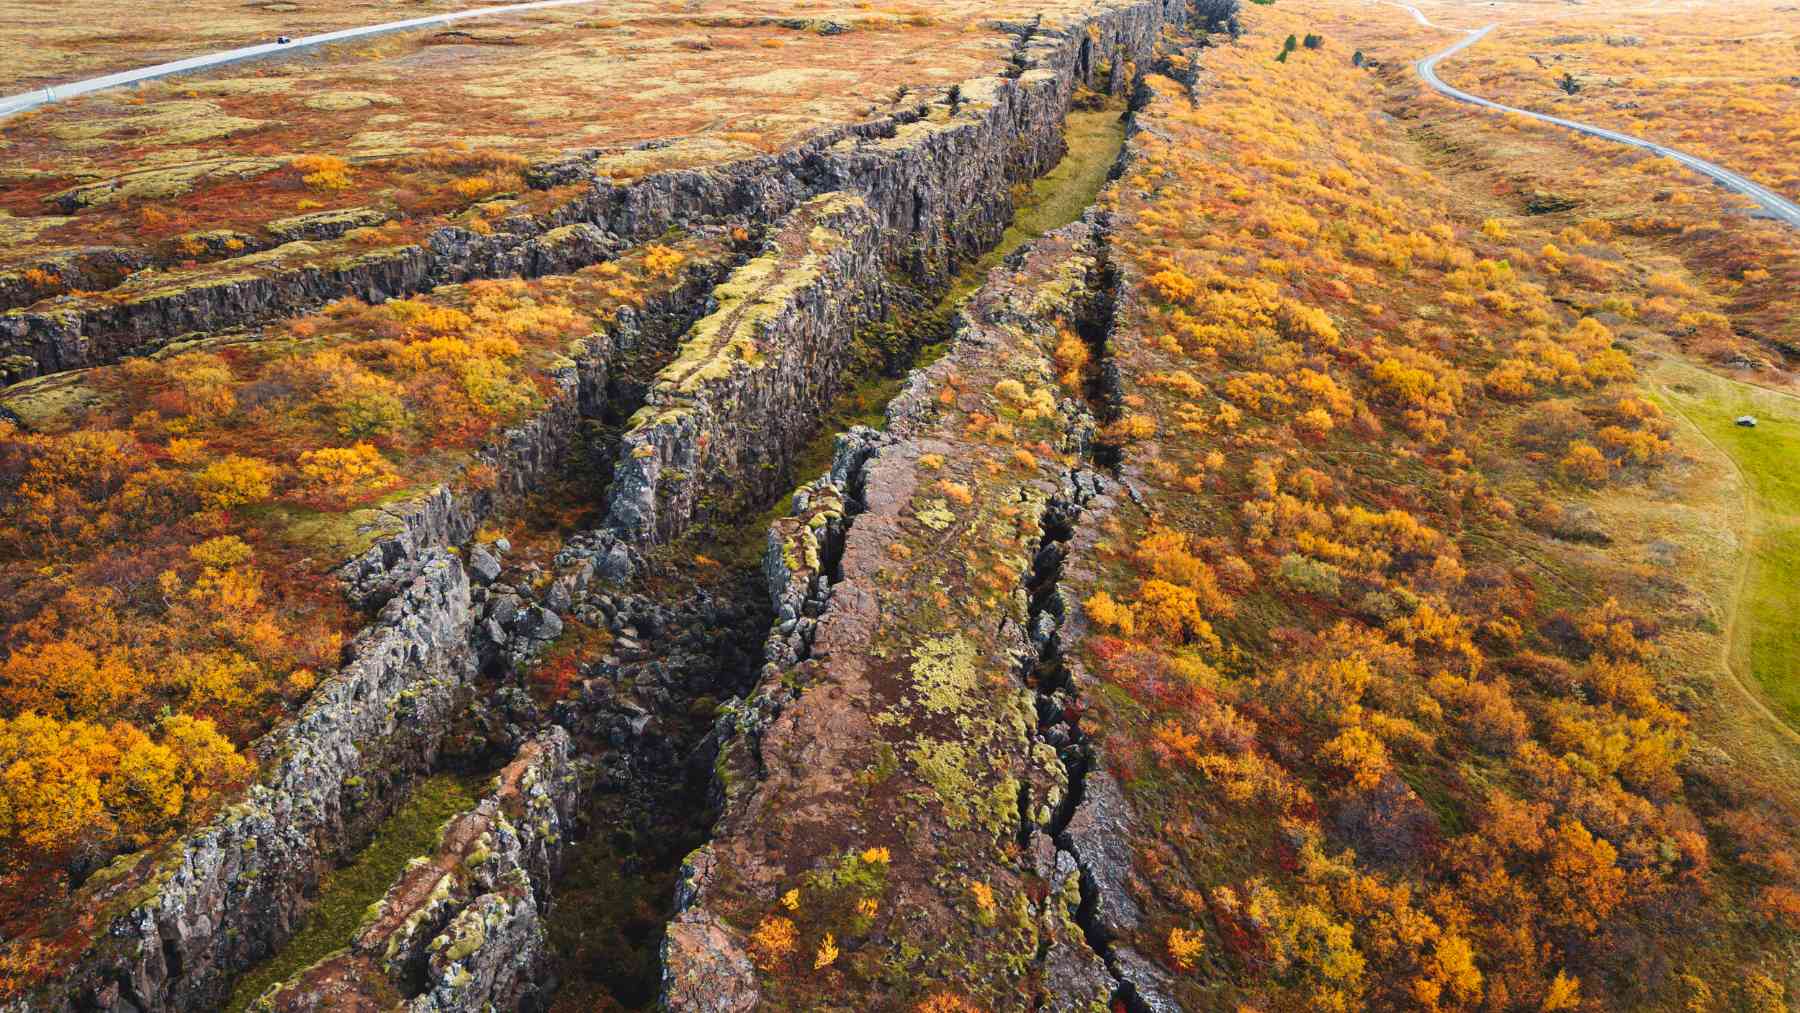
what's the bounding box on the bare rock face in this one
[660,847,760,1013]
[1059,769,1145,942]
[9,554,476,1013]
[1109,947,1184,1013]
[660,917,761,1013]
[0,222,618,380]
[0,247,147,314]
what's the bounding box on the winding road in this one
[0,0,600,119]
[1404,5,1800,232]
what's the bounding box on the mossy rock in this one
[302,91,399,112]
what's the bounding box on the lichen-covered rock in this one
[265,206,393,244]
[661,847,760,1013]
[408,887,545,1012]
[660,915,760,1013]
[605,192,886,544]
[672,212,1126,1008]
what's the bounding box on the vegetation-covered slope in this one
[1058,3,1800,1008]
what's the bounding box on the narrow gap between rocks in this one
[538,99,1134,1011]
[1016,255,1130,1009]
[224,771,490,1012]
[207,84,1136,1013]
[727,102,1131,569]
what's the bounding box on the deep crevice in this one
[1013,216,1140,1010]
[536,89,1138,1013]
[20,5,1203,1008]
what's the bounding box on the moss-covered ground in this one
[225,773,482,1012]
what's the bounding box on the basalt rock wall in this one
[335,255,727,607]
[600,0,1193,546]
[9,554,476,1013]
[0,223,615,382]
[603,193,886,545]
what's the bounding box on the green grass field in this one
[1654,359,1800,727]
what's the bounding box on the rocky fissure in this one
[658,209,1119,1008]
[658,17,1219,1006]
[603,193,888,546]
[0,0,1183,384]
[249,728,591,1013]
[336,248,733,608]
[9,553,479,1012]
[1,3,1210,1010]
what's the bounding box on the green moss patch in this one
[226,773,480,1012]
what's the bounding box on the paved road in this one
[0,0,599,119]
[1406,7,1800,232]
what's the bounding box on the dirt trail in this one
[1647,352,1800,747]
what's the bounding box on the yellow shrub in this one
[1084,591,1135,636]
[298,443,401,502]
[292,154,352,191]
[196,455,279,509]
[1168,926,1205,971]
[749,916,797,969]
[643,244,686,278]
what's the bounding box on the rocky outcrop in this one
[331,246,730,608]
[668,216,1124,1009]
[0,246,148,314]
[264,207,394,245]
[335,249,727,607]
[604,193,886,544]
[252,727,591,1013]
[0,222,616,380]
[601,0,1192,547]
[0,0,1186,382]
[9,553,477,1013]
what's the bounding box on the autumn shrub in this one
[195,454,279,509]
[642,243,686,278]
[749,916,798,970]
[291,154,352,191]
[297,443,401,505]
[1558,440,1611,485]
[0,711,247,857]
